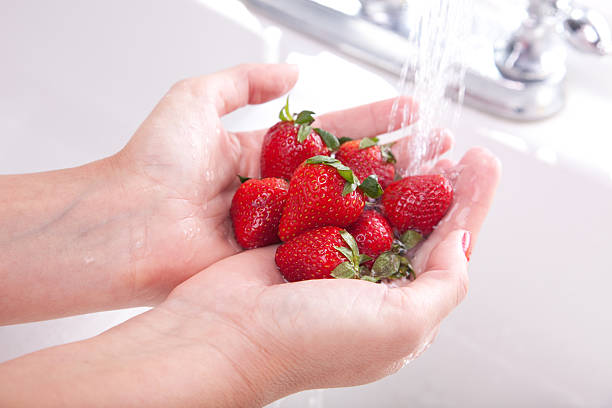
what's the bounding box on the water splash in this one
[388,0,474,176]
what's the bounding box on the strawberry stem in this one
[278,96,294,122]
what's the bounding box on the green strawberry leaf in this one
[371,251,401,279]
[359,254,373,265]
[359,175,383,199]
[399,255,413,269]
[342,181,358,196]
[337,168,359,186]
[335,246,354,263]
[304,156,360,195]
[401,255,414,266]
[339,229,360,261]
[237,175,251,184]
[305,156,360,187]
[381,146,397,164]
[278,96,294,122]
[295,110,315,125]
[314,128,340,151]
[331,261,358,279]
[400,230,423,249]
[360,275,379,283]
[338,137,352,145]
[333,168,359,184]
[359,137,379,149]
[391,240,407,255]
[306,155,336,164]
[297,124,312,143]
[359,264,371,276]
[396,256,416,280]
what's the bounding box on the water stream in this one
[388,0,474,176]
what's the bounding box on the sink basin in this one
[1,1,612,406]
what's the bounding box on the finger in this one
[184,63,299,116]
[430,128,454,158]
[313,97,418,140]
[412,147,502,272]
[215,245,286,287]
[399,229,470,330]
[429,158,454,174]
[233,129,267,177]
[418,158,454,175]
[164,246,284,313]
[393,128,454,173]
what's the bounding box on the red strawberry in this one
[275,226,365,281]
[260,99,339,179]
[278,156,382,242]
[230,176,289,249]
[335,138,396,189]
[381,174,453,236]
[346,210,394,268]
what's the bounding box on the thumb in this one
[402,229,470,329]
[207,63,299,116]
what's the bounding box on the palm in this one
[120,102,266,292]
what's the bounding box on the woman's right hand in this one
[138,147,502,406]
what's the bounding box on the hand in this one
[112,63,419,303]
[145,148,501,406]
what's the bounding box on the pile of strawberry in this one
[230,99,453,283]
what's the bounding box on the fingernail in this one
[461,231,472,261]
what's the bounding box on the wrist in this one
[144,299,299,407]
[95,153,172,306]
[90,304,295,407]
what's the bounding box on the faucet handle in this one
[561,5,612,56]
[495,0,611,82]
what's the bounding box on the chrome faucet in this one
[243,0,611,120]
[496,0,611,82]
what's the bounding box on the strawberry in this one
[275,226,369,282]
[346,210,394,268]
[335,137,396,189]
[230,176,289,249]
[277,156,383,242]
[381,174,453,236]
[260,98,340,180]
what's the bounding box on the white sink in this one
[1,1,612,406]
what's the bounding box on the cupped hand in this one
[153,144,500,405]
[112,63,419,303]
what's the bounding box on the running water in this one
[385,0,474,176]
